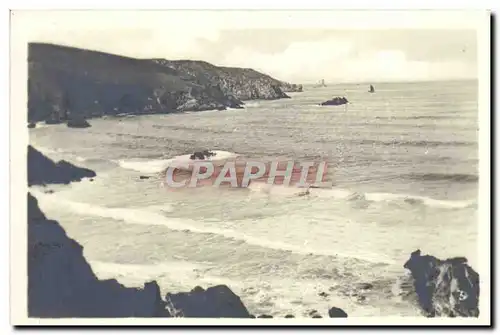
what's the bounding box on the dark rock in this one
[43,189,54,194]
[139,176,150,180]
[318,291,329,298]
[190,150,216,160]
[153,59,295,101]
[67,117,91,128]
[328,307,348,318]
[89,178,94,182]
[280,83,303,92]
[320,96,349,106]
[164,285,252,318]
[28,122,36,129]
[284,314,295,318]
[404,249,480,317]
[28,193,169,317]
[28,145,96,186]
[257,314,273,318]
[312,315,323,318]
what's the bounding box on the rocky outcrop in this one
[190,150,216,160]
[27,122,36,129]
[280,82,303,92]
[28,193,169,317]
[403,249,480,317]
[320,97,348,106]
[27,145,96,186]
[165,285,252,318]
[328,307,348,318]
[152,59,295,101]
[28,43,244,123]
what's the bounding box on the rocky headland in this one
[152,59,301,100]
[28,43,302,124]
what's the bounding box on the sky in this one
[17,11,481,84]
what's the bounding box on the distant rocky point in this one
[28,43,301,124]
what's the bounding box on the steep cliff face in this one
[28,43,243,123]
[152,59,296,101]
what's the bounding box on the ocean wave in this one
[30,190,394,265]
[403,173,478,183]
[115,150,239,174]
[354,139,475,148]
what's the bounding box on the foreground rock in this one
[404,249,480,317]
[320,97,348,106]
[28,145,96,186]
[164,285,252,318]
[28,43,244,123]
[28,193,168,317]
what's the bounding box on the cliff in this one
[152,59,297,100]
[28,43,301,124]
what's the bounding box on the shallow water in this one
[29,80,478,317]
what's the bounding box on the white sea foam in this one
[30,190,394,265]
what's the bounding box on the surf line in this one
[161,160,332,189]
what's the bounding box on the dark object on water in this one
[403,249,479,317]
[89,178,94,182]
[43,189,54,194]
[190,150,216,160]
[284,314,295,318]
[139,176,150,180]
[67,117,91,128]
[328,307,348,318]
[320,96,348,106]
[258,314,273,318]
[28,122,36,129]
[369,85,375,93]
[318,291,329,298]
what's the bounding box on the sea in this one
[29,80,479,317]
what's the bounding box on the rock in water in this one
[319,96,348,106]
[67,116,91,128]
[403,249,480,317]
[328,307,348,318]
[28,122,36,129]
[164,285,252,318]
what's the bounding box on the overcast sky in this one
[20,11,479,84]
